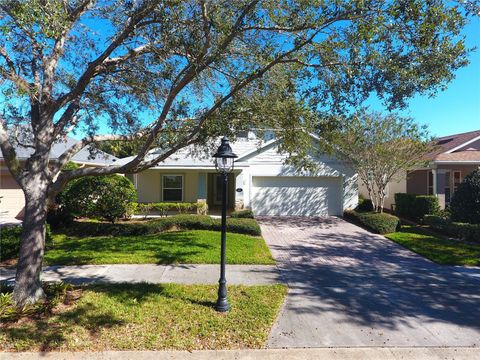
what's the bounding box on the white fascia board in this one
[235,138,279,162]
[149,164,250,170]
[445,135,480,154]
[433,160,480,165]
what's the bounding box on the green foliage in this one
[134,202,202,217]
[1,283,286,351]
[96,139,145,158]
[320,111,433,212]
[62,214,261,237]
[394,193,439,221]
[1,282,72,322]
[230,209,255,219]
[45,230,274,266]
[450,169,480,224]
[344,210,400,234]
[424,215,480,243]
[356,198,374,212]
[63,175,137,223]
[0,225,53,261]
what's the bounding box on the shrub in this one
[394,193,439,221]
[450,169,480,224]
[424,215,480,243]
[230,209,254,218]
[356,198,374,212]
[0,225,53,261]
[63,175,137,223]
[412,195,440,220]
[61,214,262,237]
[197,201,208,215]
[394,193,417,218]
[134,202,204,217]
[344,210,400,234]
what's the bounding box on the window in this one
[428,171,434,195]
[162,175,183,201]
[453,171,462,193]
[445,171,451,204]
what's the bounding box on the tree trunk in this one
[12,183,49,307]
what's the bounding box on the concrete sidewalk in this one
[2,347,479,360]
[0,264,282,285]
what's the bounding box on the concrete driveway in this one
[258,216,480,348]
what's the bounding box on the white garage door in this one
[251,176,342,216]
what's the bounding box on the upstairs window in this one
[162,175,183,202]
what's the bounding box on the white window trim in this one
[162,174,184,202]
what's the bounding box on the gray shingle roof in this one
[116,138,266,168]
[1,127,118,166]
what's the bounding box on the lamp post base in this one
[215,297,230,312]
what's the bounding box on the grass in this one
[385,226,480,266]
[44,230,275,265]
[0,283,287,351]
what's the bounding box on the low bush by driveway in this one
[343,210,400,234]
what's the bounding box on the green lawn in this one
[385,226,480,266]
[0,283,287,351]
[45,230,275,265]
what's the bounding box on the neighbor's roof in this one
[116,137,267,168]
[0,127,118,166]
[427,130,480,162]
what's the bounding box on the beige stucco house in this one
[121,134,358,216]
[359,130,480,210]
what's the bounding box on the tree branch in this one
[0,121,23,183]
[43,0,93,102]
[0,46,32,94]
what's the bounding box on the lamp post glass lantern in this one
[213,137,237,312]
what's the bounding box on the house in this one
[120,133,358,217]
[0,135,118,220]
[360,130,480,210]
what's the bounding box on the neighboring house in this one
[0,135,118,219]
[359,130,480,210]
[120,133,358,216]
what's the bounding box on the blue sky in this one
[386,17,480,137]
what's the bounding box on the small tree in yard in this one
[62,175,137,223]
[450,169,480,224]
[319,111,433,212]
[0,1,473,306]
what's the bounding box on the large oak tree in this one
[0,0,473,306]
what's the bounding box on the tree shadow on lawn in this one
[86,283,217,308]
[2,301,124,352]
[267,228,480,332]
[46,231,215,265]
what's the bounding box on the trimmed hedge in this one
[61,214,261,237]
[133,202,208,217]
[230,209,254,218]
[344,210,400,234]
[394,193,439,221]
[356,198,374,212]
[0,225,53,261]
[424,215,480,243]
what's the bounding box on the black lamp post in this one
[213,136,237,312]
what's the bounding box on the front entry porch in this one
[131,169,244,213]
[407,164,480,208]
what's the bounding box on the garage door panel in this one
[251,176,341,216]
